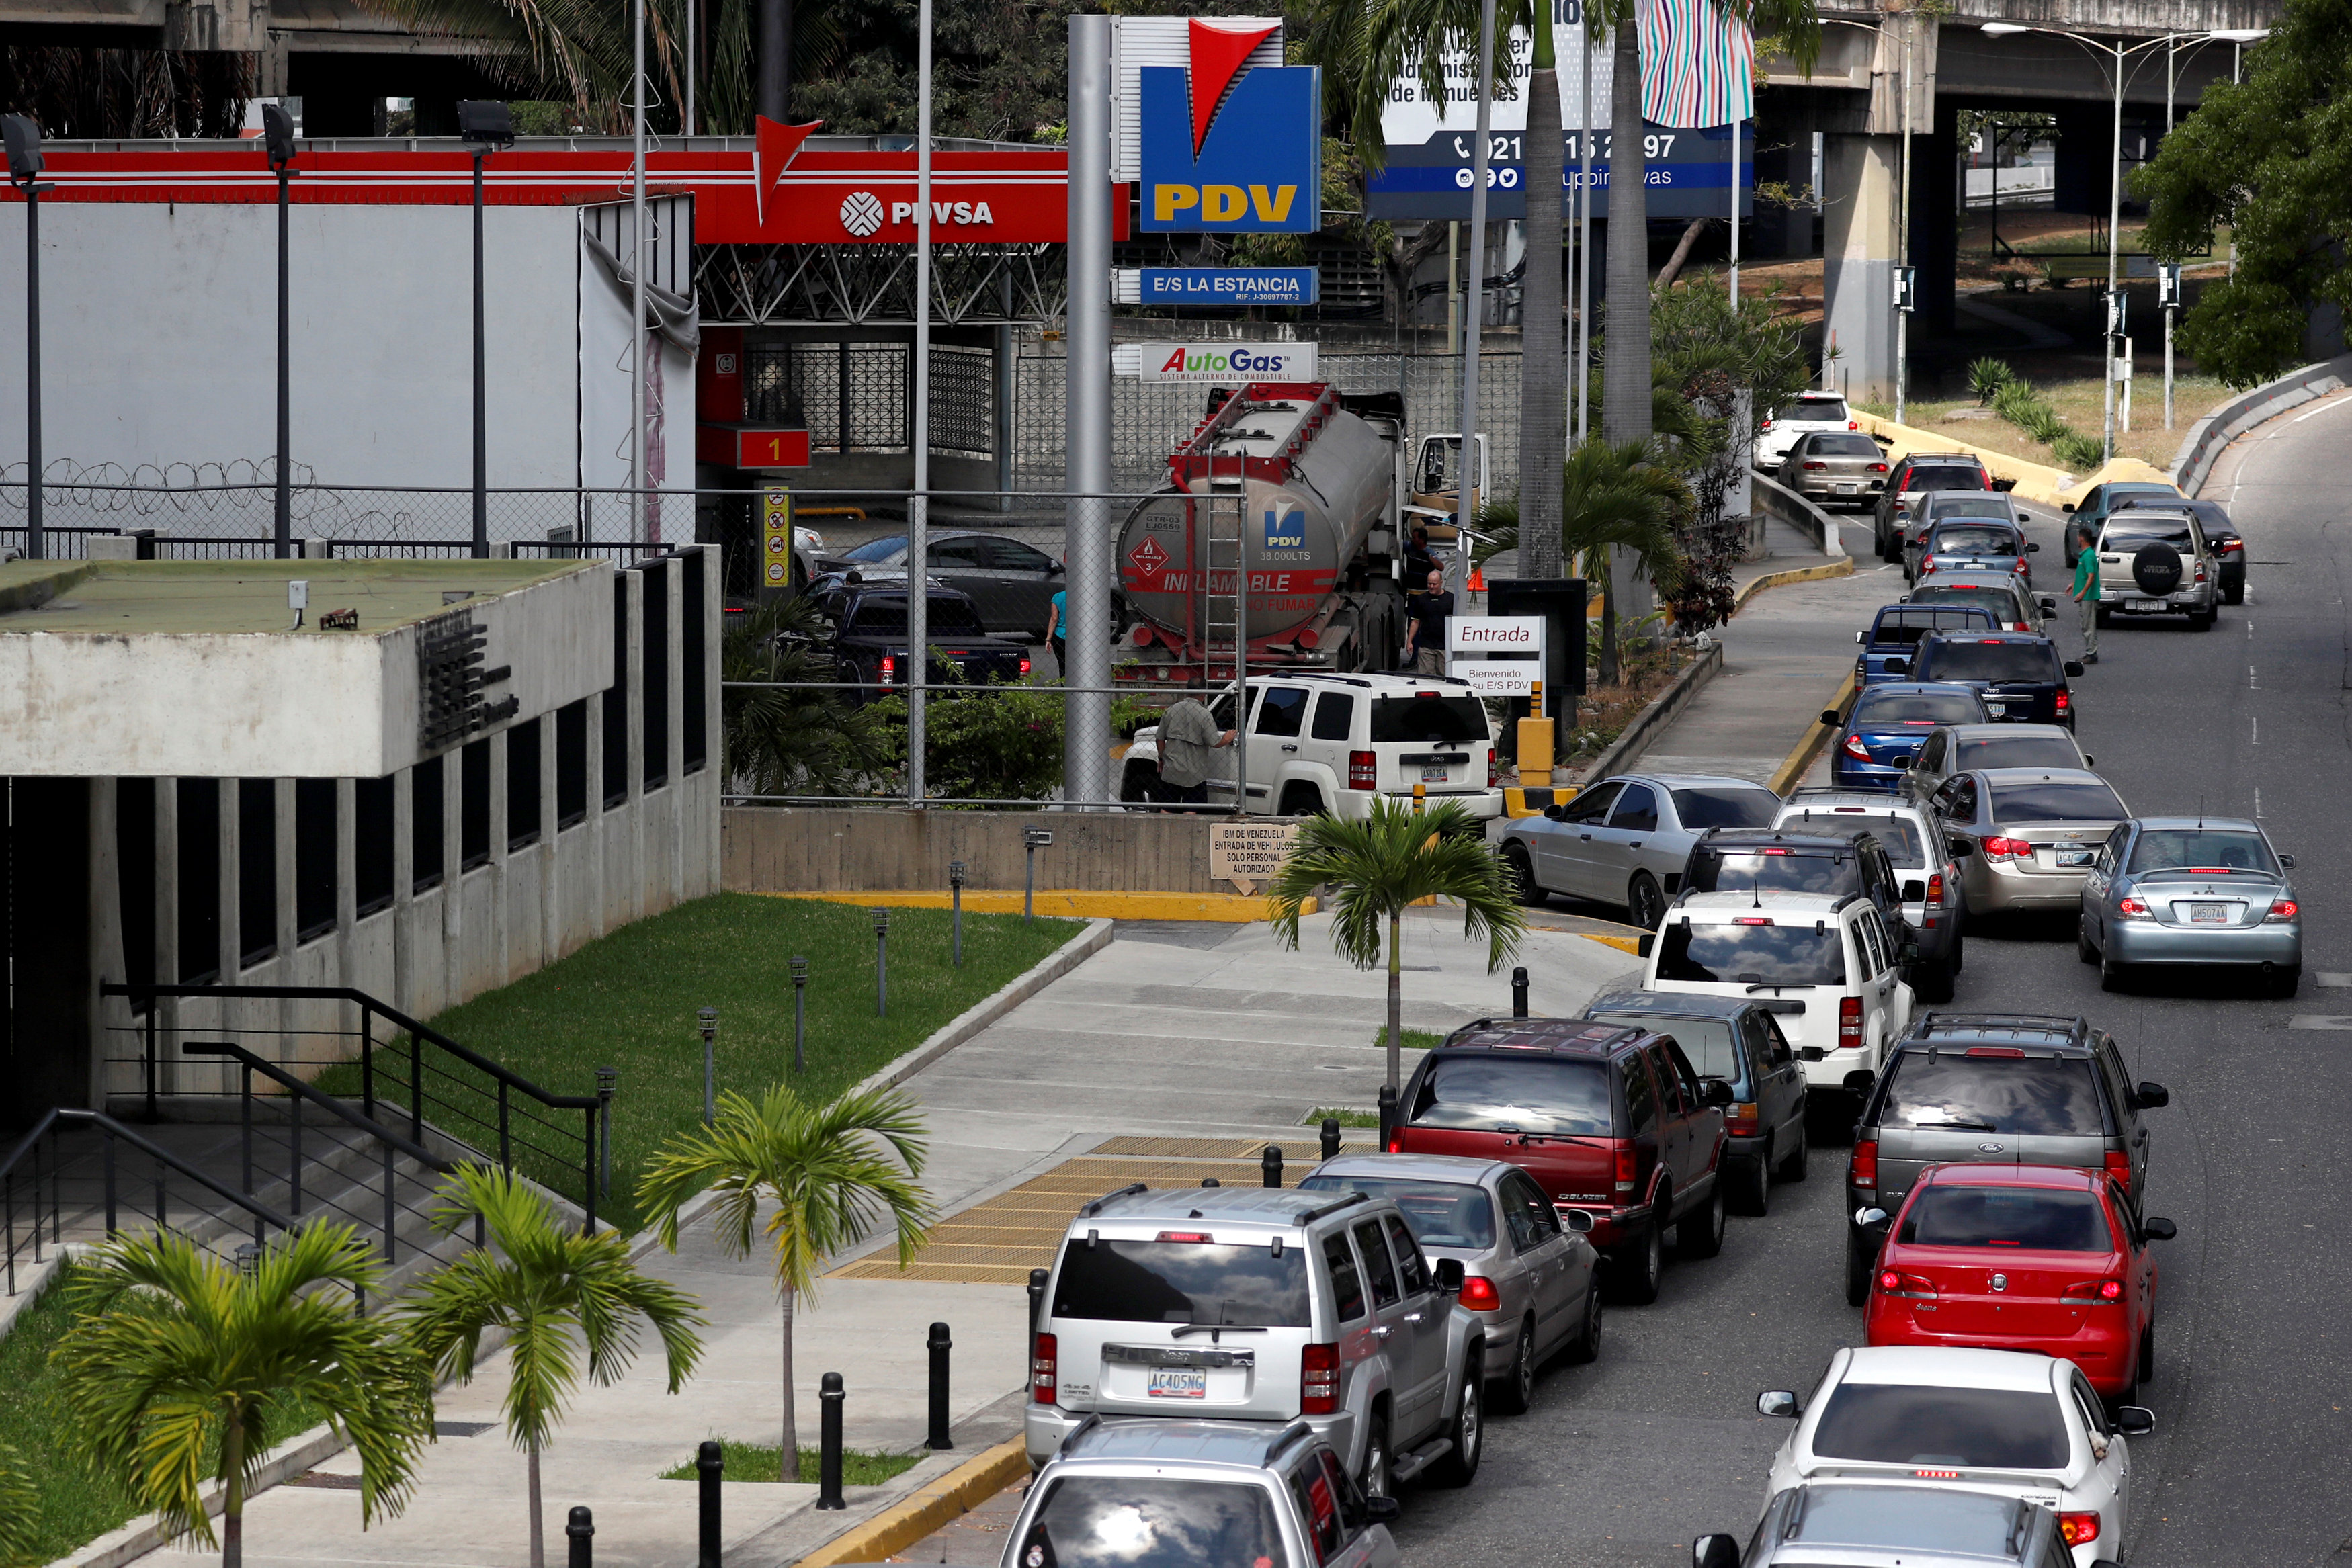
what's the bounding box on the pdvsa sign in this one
[1140,19,1321,233]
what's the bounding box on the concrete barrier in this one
[726,806,1272,895]
[1572,640,1725,783]
[1751,473,1847,556]
[2172,351,2352,498]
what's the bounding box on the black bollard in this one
[1200,1176,1220,1188]
[1512,965,1529,1018]
[1027,1266,1048,1336]
[566,1506,595,1568]
[697,1440,722,1567]
[816,1372,846,1510]
[1320,1117,1342,1161]
[927,1322,954,1451]
[1377,1084,1398,1150]
[1261,1145,1283,1188]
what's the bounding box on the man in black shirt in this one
[1404,568,1454,674]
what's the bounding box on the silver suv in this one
[1025,1184,1488,1499]
[1695,1483,2097,1568]
[2092,507,2218,629]
[1011,1418,1403,1568]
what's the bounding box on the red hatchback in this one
[1861,1163,2176,1399]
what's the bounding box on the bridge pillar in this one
[1822,133,1901,406]
[1908,102,1959,337]
[2052,101,2112,218]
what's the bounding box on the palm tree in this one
[49,1228,434,1568]
[0,1437,45,1568]
[636,1084,933,1469]
[1268,799,1527,1091]
[724,593,896,797]
[1564,435,1693,684]
[401,1166,706,1568]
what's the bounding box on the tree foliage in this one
[724,595,897,800]
[2137,0,2352,384]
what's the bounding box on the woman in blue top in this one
[1046,588,1068,675]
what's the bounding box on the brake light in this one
[1804,460,1828,471]
[1031,1332,1058,1405]
[1726,1101,1759,1135]
[1964,1046,2025,1057]
[2194,562,2208,582]
[2058,1513,2103,1547]
[1349,750,1378,791]
[1302,1342,1341,1414]
[2189,867,2235,875]
[1489,751,1501,788]
[1870,462,1889,473]
[1155,1232,1212,1243]
[1735,916,1775,926]
[1019,654,1032,674]
[1839,996,1863,1049]
[1877,1269,1939,1300]
[2064,1279,2126,1303]
[1613,1142,1637,1195]
[2117,896,2152,919]
[2104,1149,2133,1191]
[2267,898,2300,922]
[1849,1139,1878,1188]
[880,653,897,684]
[1843,734,1872,760]
[1920,559,1938,576]
[1982,836,2032,861]
[1926,872,1945,908]
[1848,420,1859,430]
[1387,1125,1406,1153]
[2054,687,2070,713]
[1459,1276,1503,1311]
[2015,558,2030,574]
[1914,1468,1962,1479]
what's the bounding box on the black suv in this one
[1680,828,1927,981]
[1843,1012,2169,1304]
[1872,453,1991,562]
[1395,1018,1732,1305]
[805,576,1031,701]
[1897,630,2084,729]
[1579,991,1808,1217]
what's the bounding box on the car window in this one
[1689,846,1855,898]
[2126,828,2276,874]
[1807,433,1879,457]
[1254,686,1310,739]
[1208,690,1238,730]
[2071,1376,2109,1439]
[1669,787,1781,829]
[1620,1053,1659,1135]
[1853,691,1984,725]
[928,538,989,568]
[1809,1384,2070,1469]
[1593,1012,1738,1080]
[1645,1044,1687,1114]
[2097,827,2127,875]
[1018,1475,1285,1568]
[1296,1175,1495,1248]
[1321,1231,1366,1322]
[1656,921,1848,986]
[1383,1213,1433,1295]
[1931,524,2022,556]
[1352,1219,1400,1308]
[983,537,1054,571]
[1937,777,1978,822]
[1661,1039,1705,1105]
[1954,735,2083,771]
[1787,395,1850,423]
[1878,1054,2111,1136]
[1051,1238,1312,1326]
[1919,640,2058,683]
[1899,1184,2115,1250]
[1500,1172,1561,1247]
[1610,783,1659,832]
[2103,517,2196,552]
[1856,913,1886,977]
[1781,1486,2031,1557]
[1908,466,1988,493]
[1309,692,1355,742]
[1759,1012,1796,1067]
[839,535,907,563]
[1288,1460,1341,1565]
[1559,781,1622,825]
[1909,585,2027,626]
[1917,733,1945,769]
[2094,1041,2138,1129]
[1988,779,2127,824]
[1405,1056,1613,1135]
[847,596,987,636]
[1317,1448,1368,1542]
[1925,495,2013,521]
[1368,694,1488,744]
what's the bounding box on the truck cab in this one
[1857,604,1999,689]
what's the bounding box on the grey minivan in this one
[1025,1184,1487,1500]
[1843,1014,2168,1305]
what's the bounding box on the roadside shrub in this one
[2052,433,2109,472]
[1970,357,2017,403]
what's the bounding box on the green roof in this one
[0,558,593,636]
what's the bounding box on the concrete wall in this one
[722,808,1247,895]
[62,546,724,1113]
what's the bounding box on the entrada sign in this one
[1139,18,1322,234]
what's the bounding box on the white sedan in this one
[1756,1346,2150,1568]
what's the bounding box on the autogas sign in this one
[1114,341,1318,382]
[1139,19,1321,233]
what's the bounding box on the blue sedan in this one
[1827,683,1990,792]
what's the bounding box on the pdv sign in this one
[1140,19,1321,233]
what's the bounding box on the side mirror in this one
[1798,1046,1824,1062]
[1046,560,1066,576]
[2281,853,2298,870]
[1693,1534,1742,1568]
[2141,1217,2179,1243]
[1885,656,1911,675]
[2040,597,2058,611]
[2064,660,2087,677]
[1899,941,1921,963]
[1365,1495,1402,1524]
[2135,1081,2170,1108]
[1993,476,2019,492]
[2062,501,2076,513]
[1843,1068,1878,1094]
[1821,709,1844,726]
[1433,1257,1466,1293]
[1949,837,1974,857]
[1757,1390,1800,1419]
[1854,1205,1891,1231]
[2027,541,2042,552]
[2083,754,2095,766]
[1901,879,1927,902]
[2115,1406,2156,1436]
[1701,1078,1735,1108]
[1544,803,1570,821]
[1638,933,1656,958]
[1855,629,1867,644]
[1563,1208,1595,1233]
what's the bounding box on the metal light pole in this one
[1574,23,1592,445]
[1895,16,1913,426]
[263,104,297,560]
[458,102,513,560]
[696,1005,717,1125]
[948,859,966,966]
[4,116,50,560]
[631,0,650,546]
[789,955,808,1073]
[1064,14,1113,808]
[1456,0,1499,541]
[908,0,933,808]
[872,908,890,1016]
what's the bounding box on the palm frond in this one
[1269,799,1527,973]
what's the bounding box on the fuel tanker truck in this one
[1113,381,1477,686]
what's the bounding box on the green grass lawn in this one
[321,894,1080,1235]
[1305,1107,1382,1129]
[656,1438,923,1485]
[1366,1027,1447,1052]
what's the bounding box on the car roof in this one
[1438,1018,1654,1058]
[2130,815,2261,832]
[1075,1184,1378,1225]
[1304,1152,1514,1185]
[1971,767,2105,786]
[1060,1416,1312,1467]
[1910,573,2028,593]
[1840,1346,2060,1391]
[1696,828,1870,853]
[1771,1482,2041,1563]
[1676,890,1852,916]
[1937,724,2074,742]
[1585,990,1757,1021]
[1901,1012,2092,1051]
[1249,671,1480,693]
[1781,791,1933,816]
[1612,772,1776,789]
[1919,629,2051,645]
[1900,453,1986,468]
[1926,515,2020,530]
[1919,1162,2100,1192]
[1854,681,1986,698]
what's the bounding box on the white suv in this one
[1638,891,1916,1092]
[1755,390,1859,470]
[1120,673,1503,820]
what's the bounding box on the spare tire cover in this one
[2132,542,2184,595]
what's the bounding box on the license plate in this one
[1147,1368,1208,1399]
[1983,702,2007,714]
[2188,903,2231,923]
[2058,851,2094,867]
[1836,482,1857,494]
[1421,763,1450,783]
[2128,598,2164,611]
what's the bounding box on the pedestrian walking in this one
[1154,695,1235,808]
[1404,568,1454,677]
[2072,537,2100,665]
[1046,586,1067,676]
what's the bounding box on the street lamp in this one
[263,103,298,560]
[457,101,513,561]
[696,1004,718,1125]
[4,115,51,560]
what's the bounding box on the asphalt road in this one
[1391,402,2352,1567]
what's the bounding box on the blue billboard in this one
[1367,120,1752,222]
[1138,24,1321,234]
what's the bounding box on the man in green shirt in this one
[2071,541,2100,665]
[1154,695,1235,807]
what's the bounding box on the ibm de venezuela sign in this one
[1138,19,1322,233]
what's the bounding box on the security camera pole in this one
[3,116,51,559]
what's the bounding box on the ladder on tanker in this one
[1202,469,1249,809]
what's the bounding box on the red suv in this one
[1390,1019,1732,1305]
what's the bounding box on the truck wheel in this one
[1120,763,1156,805]
[1677,1180,1726,1258]
[1277,782,1327,818]
[1845,1237,1874,1307]
[1429,1371,1484,1487]
[1359,1409,1393,1500]
[1609,1217,1665,1305]
[1501,843,1546,907]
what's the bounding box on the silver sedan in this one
[2080,816,2303,996]
[1298,1153,1601,1415]
[1495,772,1784,929]
[1923,767,2132,916]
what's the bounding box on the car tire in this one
[1610,1216,1665,1305]
[1919,957,1957,1004]
[1277,781,1327,818]
[2138,1322,2156,1387]
[2273,965,2302,999]
[1678,1180,1727,1258]
[1845,1237,1874,1307]
[1628,872,1666,932]
[1501,843,1546,907]
[1120,763,1158,805]
[1565,1277,1604,1363]
[1733,1153,1770,1217]
[2225,584,2245,605]
[1491,1320,1536,1415]
[1779,1117,1810,1182]
[2101,953,2129,992]
[1430,1371,1484,1487]
[2194,606,2217,631]
[2078,922,2099,964]
[2095,605,2113,628]
[1359,1409,1394,1501]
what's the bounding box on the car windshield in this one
[1988,780,2126,823]
[1900,1185,2115,1251]
[1908,587,2025,626]
[2126,828,2277,875]
[1810,1385,2071,1471]
[1671,787,1782,830]
[1050,1239,1312,1327]
[1590,1012,1740,1080]
[1808,434,1879,457]
[847,597,989,637]
[1783,1487,2027,1557]
[2103,519,2195,551]
[1854,691,1983,724]
[1017,1476,1284,1568]
[1926,496,2013,521]
[1294,1176,1497,1248]
[1931,525,2021,556]
[1952,736,2080,771]
[1880,1055,2110,1136]
[839,535,908,563]
[1687,847,1857,898]
[1369,695,1489,745]
[1406,1057,1613,1136]
[1656,922,1847,987]
[1786,397,1849,423]
[1907,466,1986,493]
[1921,641,2053,682]
[1869,612,1992,646]
[1775,812,1928,868]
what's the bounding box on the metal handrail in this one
[181,1043,454,1174]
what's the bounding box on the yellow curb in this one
[1732,555,1855,614]
[1766,671,1859,797]
[761,890,1312,922]
[1583,932,1644,955]
[794,1436,1029,1567]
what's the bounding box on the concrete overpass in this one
[1756,0,2284,402]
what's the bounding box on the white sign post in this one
[1446,614,1544,697]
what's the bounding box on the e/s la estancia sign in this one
[1114,342,1319,382]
